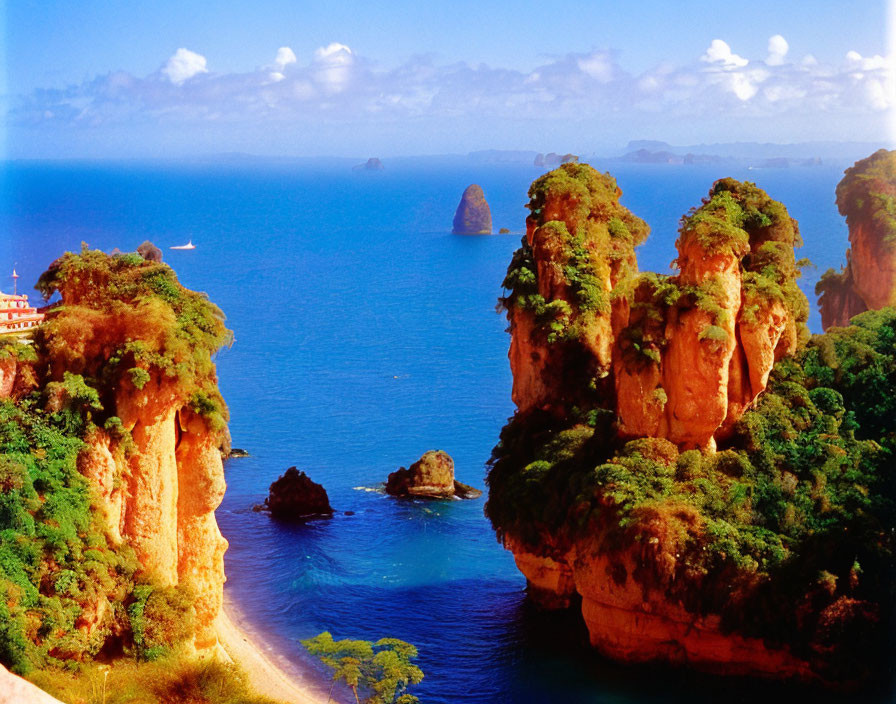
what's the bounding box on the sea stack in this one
[488,163,890,681]
[386,450,482,499]
[816,149,896,329]
[263,467,333,520]
[452,185,492,234]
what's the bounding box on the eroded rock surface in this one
[503,167,807,450]
[817,149,896,328]
[452,185,492,234]
[386,450,482,499]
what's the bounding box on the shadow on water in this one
[222,493,895,704]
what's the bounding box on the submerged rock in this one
[452,185,492,234]
[386,450,482,500]
[262,467,333,519]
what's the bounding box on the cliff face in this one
[508,542,813,679]
[504,169,807,451]
[81,383,227,648]
[488,166,874,681]
[817,149,896,329]
[9,249,233,660]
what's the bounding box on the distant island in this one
[353,157,384,171]
[466,140,883,169]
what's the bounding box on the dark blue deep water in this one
[1,158,881,703]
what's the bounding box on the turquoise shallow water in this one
[2,158,885,703]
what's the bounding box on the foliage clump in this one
[35,245,232,434]
[834,148,896,246]
[0,249,231,677]
[303,631,424,704]
[486,307,896,678]
[0,398,142,673]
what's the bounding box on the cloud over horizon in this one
[10,36,895,156]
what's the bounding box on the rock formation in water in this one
[262,467,333,519]
[534,153,579,168]
[354,157,384,171]
[0,248,232,674]
[504,166,807,451]
[386,450,482,499]
[817,149,896,329]
[488,162,893,685]
[452,185,492,234]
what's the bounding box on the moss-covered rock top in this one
[526,163,649,245]
[835,148,896,247]
[36,246,232,434]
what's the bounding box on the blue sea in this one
[1,157,885,703]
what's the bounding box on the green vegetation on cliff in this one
[36,246,232,434]
[817,149,896,330]
[834,148,896,246]
[487,307,895,679]
[0,249,233,679]
[0,398,137,671]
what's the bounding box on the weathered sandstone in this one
[386,450,482,499]
[818,149,896,328]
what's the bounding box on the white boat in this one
[170,240,196,250]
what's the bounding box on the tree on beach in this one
[302,632,423,704]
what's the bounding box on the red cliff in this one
[817,149,896,329]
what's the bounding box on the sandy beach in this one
[216,599,333,704]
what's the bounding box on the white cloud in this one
[846,50,889,70]
[577,52,614,82]
[767,35,789,66]
[275,47,297,68]
[314,42,353,63]
[162,48,208,85]
[14,40,894,143]
[701,39,748,68]
[312,42,354,91]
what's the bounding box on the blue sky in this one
[3,1,895,157]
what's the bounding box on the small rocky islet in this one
[452,184,492,234]
[385,450,482,500]
[259,466,334,520]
